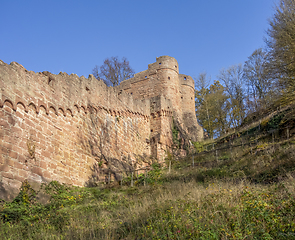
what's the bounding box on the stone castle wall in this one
[0,56,202,200]
[116,56,203,154]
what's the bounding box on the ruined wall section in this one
[116,56,203,145]
[116,56,179,103]
[116,56,183,160]
[179,74,203,142]
[149,95,173,161]
[0,60,151,200]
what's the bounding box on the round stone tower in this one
[149,56,183,121]
[180,74,203,142]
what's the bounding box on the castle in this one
[0,56,203,200]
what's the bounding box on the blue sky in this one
[1,0,277,83]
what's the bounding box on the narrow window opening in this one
[131,92,133,95]
[168,76,170,80]
[159,62,161,65]
[181,97,183,99]
[175,65,177,68]
[184,77,187,80]
[191,97,193,100]
[86,87,90,92]
[145,76,147,78]
[151,129,153,132]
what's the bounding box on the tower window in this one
[168,76,170,80]
[184,77,187,80]
[159,62,161,65]
[145,76,147,78]
[175,65,177,68]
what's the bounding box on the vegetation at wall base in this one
[1,134,295,239]
[2,1,295,238]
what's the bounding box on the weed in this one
[2,137,295,239]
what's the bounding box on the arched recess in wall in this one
[39,105,47,115]
[119,110,125,118]
[101,106,107,114]
[66,108,73,117]
[16,101,28,113]
[80,106,86,115]
[58,108,66,117]
[91,106,98,114]
[14,97,28,112]
[49,106,58,116]
[73,105,79,116]
[3,99,15,111]
[28,102,38,114]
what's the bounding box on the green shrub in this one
[193,141,204,153]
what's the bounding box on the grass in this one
[1,139,295,239]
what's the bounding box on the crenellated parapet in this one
[0,60,150,117]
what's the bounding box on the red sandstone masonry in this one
[0,60,151,200]
[0,56,203,201]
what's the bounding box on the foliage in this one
[92,56,135,87]
[171,120,181,148]
[243,48,274,113]
[120,163,163,187]
[266,0,295,103]
[146,163,163,185]
[2,135,295,239]
[195,0,295,136]
[192,141,204,153]
[0,180,40,224]
[195,78,229,138]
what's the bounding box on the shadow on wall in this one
[85,152,151,187]
[0,181,8,200]
[171,118,195,156]
[78,103,151,187]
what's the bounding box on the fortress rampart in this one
[116,56,203,145]
[0,56,202,200]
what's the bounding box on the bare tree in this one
[218,64,245,128]
[243,48,272,112]
[92,56,135,87]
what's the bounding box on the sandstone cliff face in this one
[0,56,202,200]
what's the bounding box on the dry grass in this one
[1,138,295,239]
